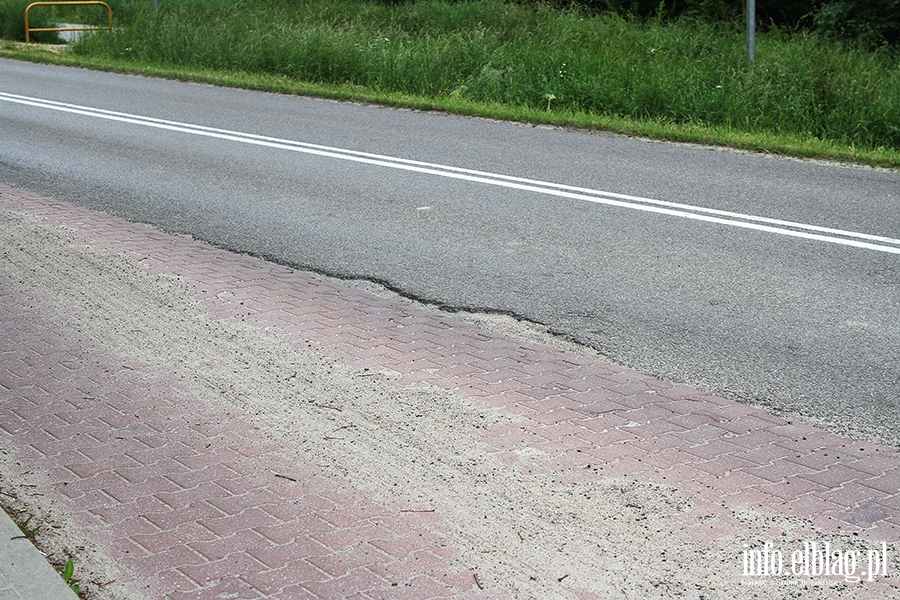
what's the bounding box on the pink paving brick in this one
[178,554,270,588]
[311,524,397,552]
[196,507,282,537]
[305,546,394,579]
[635,447,696,471]
[670,423,733,446]
[88,493,174,526]
[862,469,900,495]
[300,568,393,599]
[240,560,331,595]
[679,438,746,462]
[822,481,884,510]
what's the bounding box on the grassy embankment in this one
[1,0,899,167]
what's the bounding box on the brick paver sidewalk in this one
[2,183,899,599]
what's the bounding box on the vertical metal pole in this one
[152,0,157,10]
[746,0,756,66]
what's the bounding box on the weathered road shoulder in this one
[1,184,899,599]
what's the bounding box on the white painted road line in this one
[3,91,899,255]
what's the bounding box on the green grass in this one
[1,0,59,42]
[56,557,81,595]
[2,0,900,167]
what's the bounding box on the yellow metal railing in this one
[25,1,112,43]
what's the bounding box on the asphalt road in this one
[2,58,899,444]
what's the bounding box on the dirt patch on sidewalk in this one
[0,207,889,599]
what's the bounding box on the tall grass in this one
[60,0,900,151]
[0,0,59,42]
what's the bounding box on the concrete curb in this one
[0,508,75,599]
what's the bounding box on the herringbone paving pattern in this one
[2,184,899,598]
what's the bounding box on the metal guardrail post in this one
[746,0,756,67]
[25,1,112,43]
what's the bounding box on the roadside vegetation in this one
[1,490,82,596]
[1,0,899,167]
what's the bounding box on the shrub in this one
[0,0,59,41]
[813,0,900,47]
